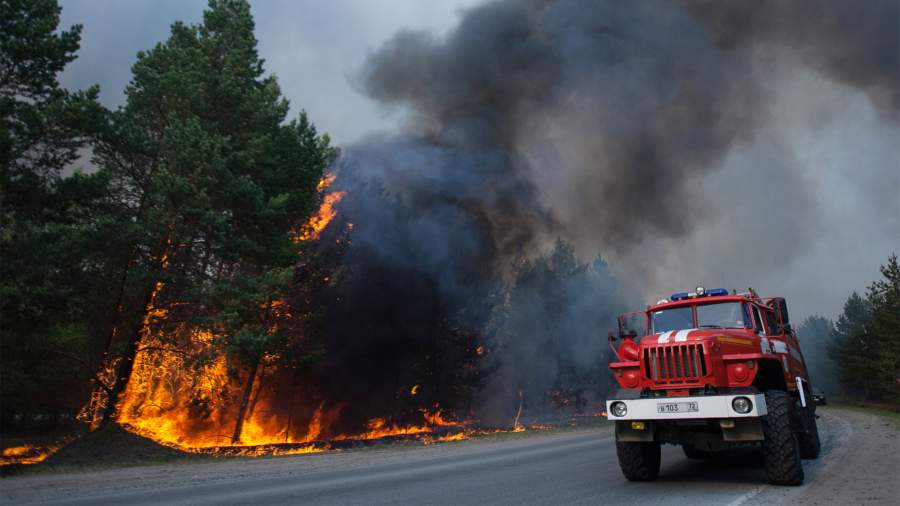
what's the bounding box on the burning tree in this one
[88,0,335,432]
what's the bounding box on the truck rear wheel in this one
[761,390,804,485]
[797,404,821,459]
[616,441,661,481]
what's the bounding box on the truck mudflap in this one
[606,393,767,421]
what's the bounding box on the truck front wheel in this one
[616,441,661,481]
[761,390,804,485]
[797,404,821,459]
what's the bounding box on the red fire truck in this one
[606,287,819,486]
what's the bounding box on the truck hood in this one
[643,328,756,346]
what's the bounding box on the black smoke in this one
[298,0,899,426]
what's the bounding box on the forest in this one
[1,0,626,450]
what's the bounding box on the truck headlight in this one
[611,401,628,417]
[732,396,752,414]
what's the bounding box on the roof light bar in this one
[669,288,729,300]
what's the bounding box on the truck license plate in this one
[656,401,699,414]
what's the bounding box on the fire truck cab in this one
[605,287,819,486]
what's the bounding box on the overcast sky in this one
[57,1,899,322]
[59,0,482,145]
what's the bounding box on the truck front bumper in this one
[606,393,767,421]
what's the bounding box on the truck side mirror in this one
[608,331,621,360]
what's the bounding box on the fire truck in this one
[605,287,820,486]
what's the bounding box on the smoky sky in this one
[342,0,900,320]
[57,0,900,321]
[58,0,482,144]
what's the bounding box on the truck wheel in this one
[797,404,821,459]
[616,441,661,481]
[682,444,711,459]
[761,390,804,486]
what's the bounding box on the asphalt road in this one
[2,406,897,505]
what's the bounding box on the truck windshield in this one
[651,301,751,333]
[651,306,692,333]
[697,302,751,329]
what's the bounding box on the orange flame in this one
[101,172,487,457]
[0,441,69,466]
[115,327,469,454]
[297,174,346,242]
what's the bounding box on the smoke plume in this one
[321,0,898,420]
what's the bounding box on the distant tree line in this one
[798,255,900,406]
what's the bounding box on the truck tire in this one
[797,404,821,459]
[682,444,711,459]
[761,390,804,486]
[616,441,661,481]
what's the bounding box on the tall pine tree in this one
[0,0,107,429]
[867,254,900,403]
[828,256,900,404]
[92,0,334,433]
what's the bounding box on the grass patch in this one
[829,400,900,429]
[3,425,216,477]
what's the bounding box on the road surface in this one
[2,406,897,505]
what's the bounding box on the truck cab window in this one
[752,306,765,335]
[765,310,778,335]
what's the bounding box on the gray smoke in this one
[333,0,899,417]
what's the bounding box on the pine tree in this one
[92,0,334,432]
[866,254,900,403]
[0,0,107,429]
[828,293,876,398]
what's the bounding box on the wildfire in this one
[0,442,68,466]
[297,174,346,242]
[115,326,470,454]
[92,171,487,457]
[423,432,468,444]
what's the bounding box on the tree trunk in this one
[246,362,266,422]
[98,270,163,427]
[98,311,146,426]
[231,359,261,445]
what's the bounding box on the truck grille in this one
[643,344,708,385]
